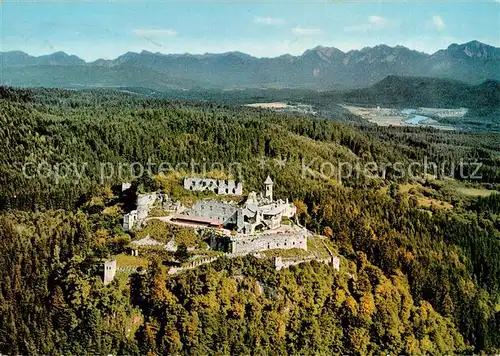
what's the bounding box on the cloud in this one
[344,15,392,33]
[133,28,178,37]
[368,15,388,27]
[432,15,446,31]
[253,17,285,26]
[292,27,322,36]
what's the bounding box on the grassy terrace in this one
[115,253,150,268]
[307,236,335,259]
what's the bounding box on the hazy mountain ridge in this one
[1,41,498,90]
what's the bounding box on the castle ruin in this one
[123,176,308,258]
[184,178,243,196]
[180,176,296,235]
[102,259,117,285]
[178,176,306,254]
[119,176,341,276]
[273,255,340,271]
[210,226,309,254]
[123,191,181,230]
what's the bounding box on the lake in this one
[407,114,431,125]
[401,109,431,125]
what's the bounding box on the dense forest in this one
[0,87,499,354]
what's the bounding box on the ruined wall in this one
[273,256,340,271]
[123,210,137,230]
[103,260,117,285]
[123,193,158,230]
[168,256,219,275]
[331,256,340,271]
[184,178,243,196]
[229,232,307,254]
[137,193,157,220]
[265,214,281,230]
[280,202,297,218]
[157,193,182,212]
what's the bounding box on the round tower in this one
[264,175,273,201]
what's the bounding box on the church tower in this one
[264,175,273,201]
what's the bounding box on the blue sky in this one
[1,1,499,61]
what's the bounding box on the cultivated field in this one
[245,102,289,109]
[455,187,499,197]
[342,105,461,130]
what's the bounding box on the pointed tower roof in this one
[264,175,273,184]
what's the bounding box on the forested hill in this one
[75,75,500,114]
[0,87,499,354]
[338,76,500,108]
[43,75,497,129]
[1,85,499,211]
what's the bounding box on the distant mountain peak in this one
[448,40,486,49]
[278,54,295,60]
[115,51,140,62]
[301,46,344,64]
[222,51,254,58]
[446,40,500,59]
[50,51,69,56]
[314,46,344,57]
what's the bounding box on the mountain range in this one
[1,41,499,90]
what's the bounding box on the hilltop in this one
[339,76,500,108]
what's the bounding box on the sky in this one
[1,1,499,61]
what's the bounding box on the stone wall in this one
[123,211,137,230]
[229,231,307,254]
[103,260,117,285]
[280,202,297,218]
[137,193,157,220]
[320,238,340,271]
[185,200,238,226]
[184,178,243,196]
[273,256,340,271]
[123,192,159,230]
[331,256,340,271]
[168,256,219,275]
